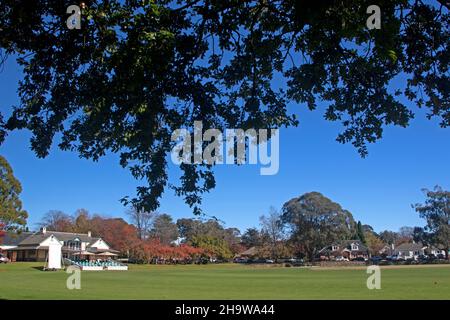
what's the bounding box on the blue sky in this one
[1,55,449,234]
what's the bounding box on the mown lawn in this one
[0,262,449,299]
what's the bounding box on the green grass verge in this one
[0,262,449,299]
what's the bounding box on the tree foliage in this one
[150,213,179,244]
[189,234,233,260]
[414,186,450,259]
[0,1,448,213]
[176,217,240,254]
[39,210,74,232]
[355,221,366,244]
[0,155,28,231]
[379,230,398,245]
[260,206,285,258]
[364,231,385,255]
[0,222,5,243]
[281,192,356,260]
[126,207,155,239]
[241,227,263,248]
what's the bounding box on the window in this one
[67,240,81,251]
[332,245,338,251]
[351,244,359,251]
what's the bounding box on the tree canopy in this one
[0,155,28,231]
[414,186,450,259]
[0,0,448,214]
[281,192,356,260]
[150,213,179,244]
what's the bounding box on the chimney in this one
[41,227,47,234]
[88,231,91,237]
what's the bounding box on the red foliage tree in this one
[127,238,204,263]
[0,223,5,245]
[90,217,139,254]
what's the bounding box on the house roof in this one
[17,233,52,246]
[339,240,368,251]
[321,240,369,253]
[43,231,99,243]
[11,230,99,246]
[238,246,258,256]
[1,232,34,246]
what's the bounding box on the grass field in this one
[0,262,449,299]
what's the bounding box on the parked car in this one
[390,255,404,261]
[233,257,248,263]
[0,253,10,263]
[418,254,429,260]
[351,257,367,262]
[370,256,382,264]
[265,259,275,264]
[335,256,349,262]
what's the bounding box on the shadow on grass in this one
[32,266,66,272]
[31,266,45,271]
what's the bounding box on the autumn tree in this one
[414,186,450,260]
[0,222,5,244]
[0,1,448,215]
[0,155,28,231]
[365,231,385,256]
[39,210,73,232]
[90,216,139,255]
[222,227,242,254]
[73,208,91,233]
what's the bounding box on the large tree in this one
[150,213,179,244]
[176,217,227,241]
[126,207,155,240]
[241,227,263,248]
[0,1,448,214]
[354,221,367,244]
[414,186,450,260]
[260,206,285,258]
[281,192,356,261]
[90,216,139,255]
[39,210,73,232]
[379,230,398,245]
[73,208,91,233]
[0,155,28,231]
[364,231,385,256]
[189,235,233,260]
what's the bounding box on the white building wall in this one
[90,239,110,250]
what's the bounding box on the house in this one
[2,227,118,262]
[380,242,447,260]
[379,244,395,257]
[319,240,369,260]
[393,242,426,260]
[425,246,447,257]
[235,246,258,259]
[0,231,34,252]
